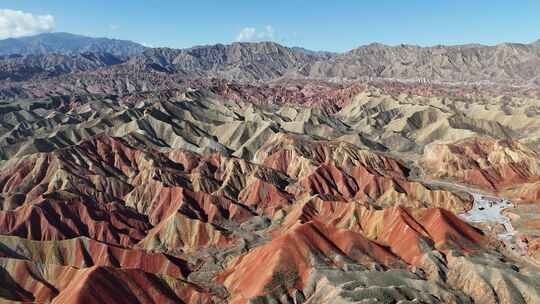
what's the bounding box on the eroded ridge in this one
[0,87,540,303]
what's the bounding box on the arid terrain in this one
[1,33,540,303]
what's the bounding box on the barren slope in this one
[0,86,540,303]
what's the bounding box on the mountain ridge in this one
[0,32,145,57]
[3,33,540,88]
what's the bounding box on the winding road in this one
[459,193,528,255]
[418,179,531,257]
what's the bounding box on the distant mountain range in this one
[0,52,125,81]
[121,40,540,85]
[1,33,540,92]
[0,32,145,57]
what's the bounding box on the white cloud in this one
[236,27,256,42]
[0,9,55,39]
[109,24,120,31]
[235,25,275,42]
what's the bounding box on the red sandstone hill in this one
[422,138,540,195]
[219,205,487,303]
[0,132,488,302]
[0,88,539,303]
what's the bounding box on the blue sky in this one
[2,0,540,52]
